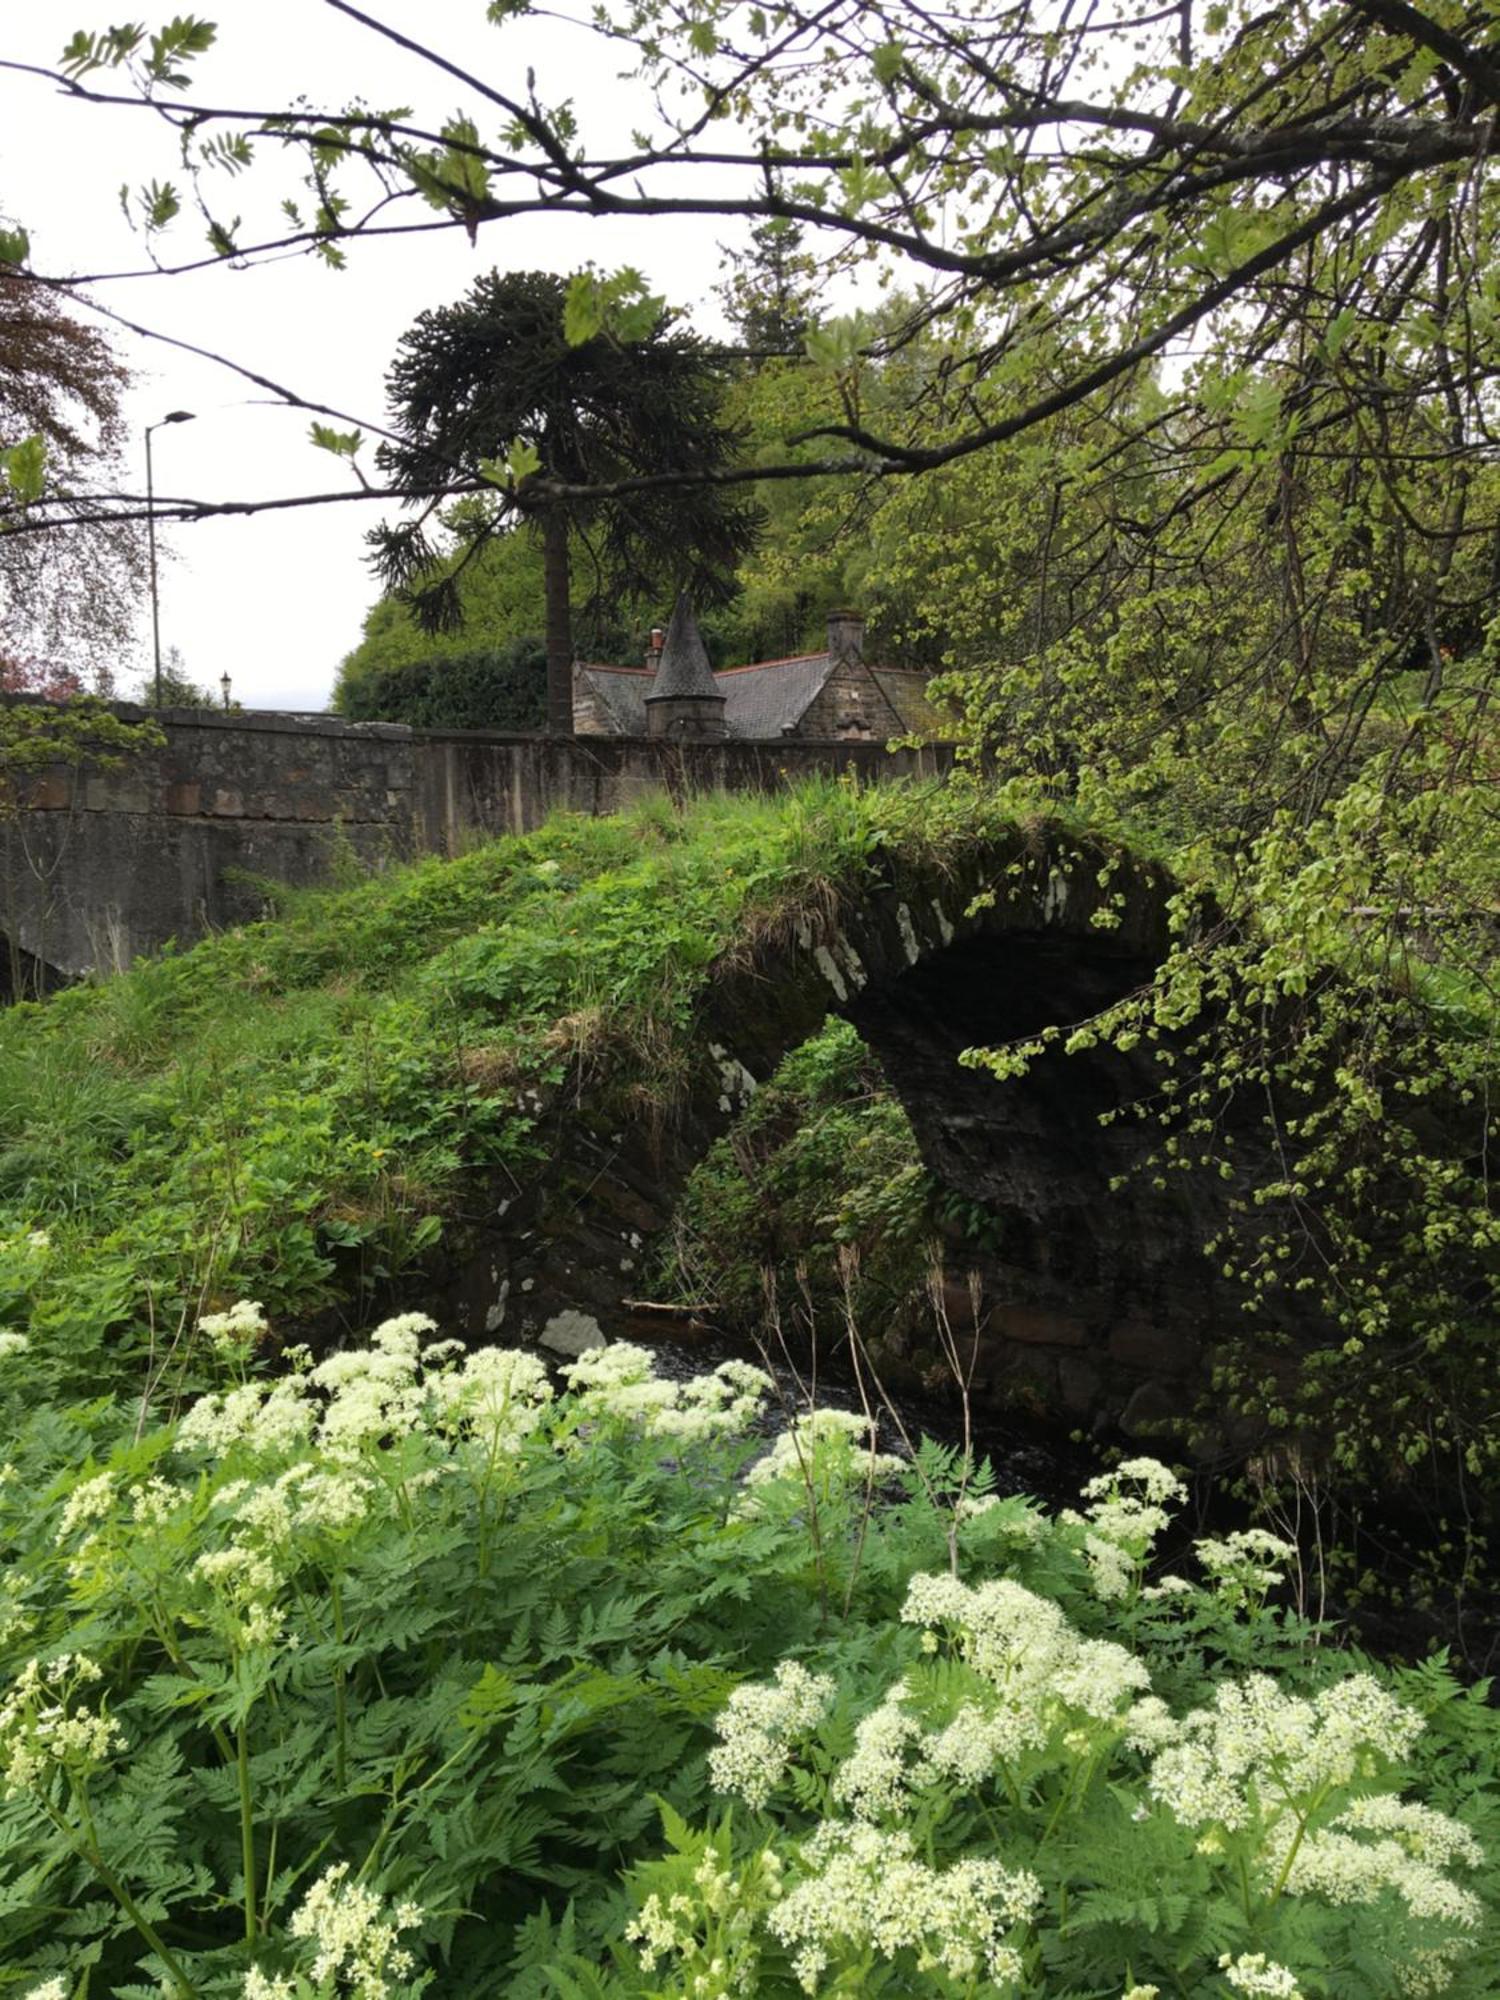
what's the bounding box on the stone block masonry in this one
[4,703,953,980]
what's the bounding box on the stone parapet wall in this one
[4,702,954,978]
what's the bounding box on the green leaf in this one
[460,1664,520,1729]
[0,435,47,505]
[0,225,30,267]
[563,270,606,346]
[872,41,904,84]
[1322,306,1358,361]
[309,421,363,459]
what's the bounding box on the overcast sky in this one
[1,2,745,709]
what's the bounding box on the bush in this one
[335,639,546,730]
[659,1018,939,1336]
[1,1312,1495,1999]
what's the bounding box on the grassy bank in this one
[0,782,894,1403]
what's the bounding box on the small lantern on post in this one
[219,671,232,710]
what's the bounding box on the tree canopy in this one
[0,271,144,681]
[373,268,762,732]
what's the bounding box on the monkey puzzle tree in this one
[370,269,762,735]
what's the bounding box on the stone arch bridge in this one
[443,830,1282,1443]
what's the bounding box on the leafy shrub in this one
[1,1314,1495,1999]
[335,638,547,731]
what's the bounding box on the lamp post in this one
[220,671,232,710]
[146,410,195,707]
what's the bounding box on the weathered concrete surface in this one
[433,831,1296,1446]
[2,702,952,978]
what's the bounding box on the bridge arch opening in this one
[446,837,1257,1442]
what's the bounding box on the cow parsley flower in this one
[21,1979,68,2000]
[1267,1824,1483,1929]
[767,1822,1039,1994]
[431,1344,552,1451]
[831,1683,925,1818]
[1148,1672,1423,1832]
[0,1331,29,1360]
[242,1971,296,2000]
[56,1471,113,1542]
[1220,1953,1302,1997]
[745,1409,904,1492]
[708,1659,836,1809]
[312,1322,429,1458]
[199,1298,269,1355]
[1195,1529,1296,1603]
[287,1862,422,1998]
[1066,1457,1188,1599]
[177,1377,313,1459]
[0,1655,124,1795]
[1331,1794,1483,1870]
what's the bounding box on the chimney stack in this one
[645,626,665,672]
[826,609,866,665]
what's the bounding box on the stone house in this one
[572,598,946,742]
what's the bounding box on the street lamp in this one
[220,671,232,710]
[145,410,195,707]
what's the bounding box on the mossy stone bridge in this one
[442,828,1288,1447]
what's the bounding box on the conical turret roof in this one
[645,595,723,704]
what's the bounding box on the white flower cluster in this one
[708,1659,836,1810]
[283,1862,422,2000]
[311,1316,436,1459]
[243,1971,296,2000]
[0,1330,29,1360]
[757,1577,1153,1824]
[766,1822,1040,1994]
[430,1343,552,1452]
[1148,1672,1424,1832]
[1064,1456,1187,1601]
[20,1979,67,2000]
[624,1846,765,1997]
[177,1310,561,1471]
[1265,1820,1484,1930]
[1194,1528,1296,1603]
[177,1374,314,1459]
[904,1572,1149,1722]
[199,1297,270,1355]
[56,1471,114,1543]
[0,1654,125,1794]
[1220,1952,1303,1997]
[744,1408,904,1494]
[562,1343,770,1443]
[1333,1793,1484,1870]
[831,1682,927,1817]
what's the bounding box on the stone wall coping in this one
[0,694,954,755]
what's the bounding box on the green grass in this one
[0,780,896,1403]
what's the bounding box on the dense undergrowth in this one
[658,1018,940,1341]
[0,783,898,1407]
[1,1308,1496,2000]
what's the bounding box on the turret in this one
[644,596,727,740]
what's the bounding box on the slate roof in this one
[576,650,838,739]
[719,652,835,736]
[575,647,950,741]
[647,595,724,705]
